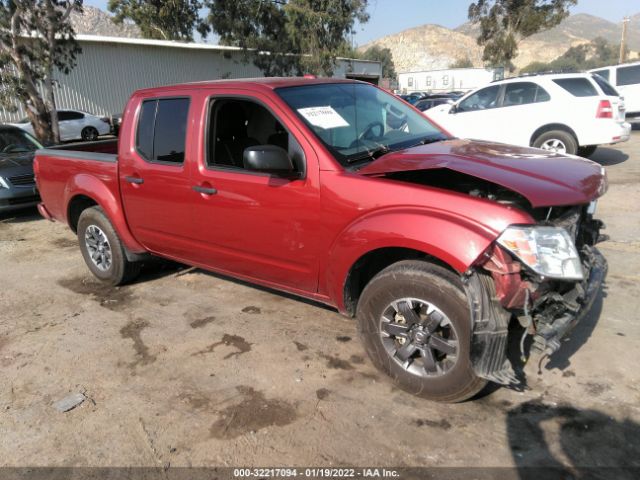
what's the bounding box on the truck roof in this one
[134,77,361,95]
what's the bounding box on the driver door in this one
[185,91,321,293]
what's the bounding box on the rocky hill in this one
[361,12,640,73]
[70,5,140,38]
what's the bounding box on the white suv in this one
[590,62,640,122]
[426,73,631,157]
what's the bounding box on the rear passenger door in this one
[119,95,196,259]
[498,82,552,146]
[186,91,321,293]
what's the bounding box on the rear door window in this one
[616,65,640,87]
[502,82,550,106]
[552,78,598,97]
[135,97,190,164]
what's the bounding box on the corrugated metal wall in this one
[0,40,381,122]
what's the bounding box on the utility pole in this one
[620,16,630,64]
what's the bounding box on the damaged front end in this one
[463,204,608,386]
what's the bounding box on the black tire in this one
[356,260,486,402]
[577,145,598,158]
[532,129,578,155]
[77,206,141,285]
[81,126,99,141]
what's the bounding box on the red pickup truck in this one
[34,78,607,402]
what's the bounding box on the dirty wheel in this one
[357,260,485,402]
[81,126,99,141]
[532,130,577,155]
[577,145,598,158]
[77,206,141,285]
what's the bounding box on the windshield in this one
[0,129,43,154]
[276,83,448,166]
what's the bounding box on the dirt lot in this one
[1,133,640,474]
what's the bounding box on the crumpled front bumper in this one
[530,246,607,356]
[463,246,607,386]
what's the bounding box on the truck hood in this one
[358,139,607,208]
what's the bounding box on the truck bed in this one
[34,139,120,225]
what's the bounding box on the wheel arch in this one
[530,123,580,148]
[325,209,500,316]
[64,174,146,255]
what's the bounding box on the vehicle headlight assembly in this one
[497,226,584,281]
[0,177,8,189]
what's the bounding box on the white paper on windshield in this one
[297,106,349,129]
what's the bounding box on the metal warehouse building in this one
[0,35,382,122]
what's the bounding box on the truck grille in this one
[8,174,35,186]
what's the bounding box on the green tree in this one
[360,45,396,79]
[449,57,474,68]
[469,0,577,72]
[0,0,82,143]
[204,0,369,76]
[107,0,207,41]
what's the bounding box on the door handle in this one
[124,175,144,185]
[192,185,217,195]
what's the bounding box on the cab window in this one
[135,97,190,164]
[207,98,305,174]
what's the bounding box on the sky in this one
[86,0,639,46]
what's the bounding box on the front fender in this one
[324,207,516,313]
[64,173,146,253]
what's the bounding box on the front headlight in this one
[497,226,584,280]
[0,177,8,189]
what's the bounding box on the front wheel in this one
[357,261,486,402]
[77,206,141,285]
[532,130,577,155]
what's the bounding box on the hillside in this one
[70,5,140,38]
[362,12,640,73]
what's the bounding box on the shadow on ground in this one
[591,147,630,166]
[0,206,41,223]
[507,400,640,479]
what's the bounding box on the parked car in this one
[590,61,640,122]
[413,97,454,112]
[400,92,428,104]
[34,78,607,402]
[11,110,111,142]
[0,126,42,212]
[427,73,631,157]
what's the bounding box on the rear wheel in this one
[532,130,577,155]
[77,206,141,285]
[577,145,598,158]
[81,126,99,141]
[356,260,486,402]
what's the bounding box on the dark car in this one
[0,126,43,213]
[414,97,455,112]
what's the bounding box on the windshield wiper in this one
[407,135,449,148]
[346,144,390,164]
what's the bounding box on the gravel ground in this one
[1,133,639,474]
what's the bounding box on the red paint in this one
[34,78,607,314]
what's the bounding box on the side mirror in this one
[449,104,458,114]
[243,145,296,176]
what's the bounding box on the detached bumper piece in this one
[530,246,607,356]
[464,271,519,387]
